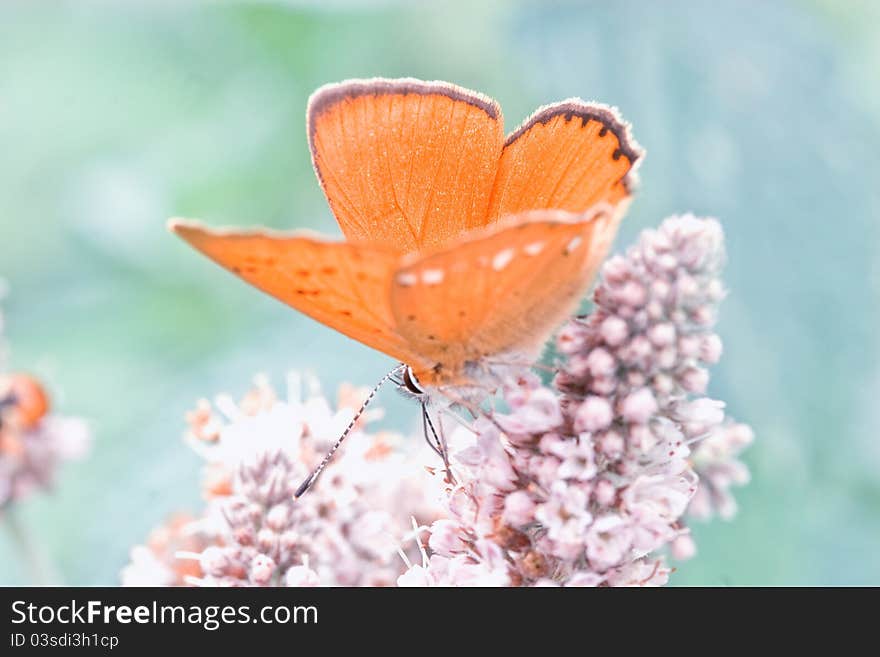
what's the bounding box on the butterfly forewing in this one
[308,78,504,254]
[488,101,642,222]
[169,220,425,367]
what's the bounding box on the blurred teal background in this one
[1,0,878,585]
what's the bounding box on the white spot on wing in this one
[492,248,515,270]
[566,236,583,253]
[524,241,545,256]
[421,268,444,285]
[396,272,418,287]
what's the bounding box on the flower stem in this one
[3,507,62,585]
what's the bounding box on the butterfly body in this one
[170,78,642,402]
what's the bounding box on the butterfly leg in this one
[437,411,449,456]
[437,414,458,486]
[438,406,477,433]
[439,388,484,420]
[422,402,455,485]
[421,403,443,458]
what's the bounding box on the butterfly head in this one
[396,364,429,401]
[402,355,535,411]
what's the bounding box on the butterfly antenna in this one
[294,366,402,498]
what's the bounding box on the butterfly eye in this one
[402,366,426,396]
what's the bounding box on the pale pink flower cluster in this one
[687,421,754,521]
[123,374,443,586]
[123,215,753,587]
[0,286,91,510]
[0,412,91,509]
[400,215,752,586]
[120,514,211,586]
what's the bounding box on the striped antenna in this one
[294,365,402,498]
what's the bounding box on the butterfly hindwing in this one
[488,101,642,222]
[169,219,424,366]
[389,207,616,381]
[308,78,504,253]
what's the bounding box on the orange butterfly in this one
[170,78,642,398]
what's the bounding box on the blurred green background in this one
[1,0,878,585]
